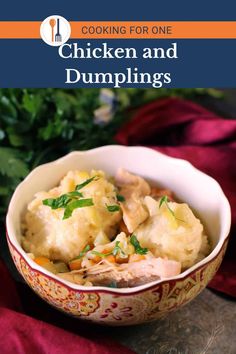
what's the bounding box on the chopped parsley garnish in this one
[42,176,97,220]
[43,197,60,209]
[106,204,120,212]
[67,191,83,198]
[63,198,94,219]
[130,234,148,255]
[112,241,126,257]
[70,244,91,261]
[75,175,98,191]
[117,194,125,202]
[91,250,112,258]
[159,195,185,222]
[91,241,127,259]
[159,195,175,217]
[43,191,82,209]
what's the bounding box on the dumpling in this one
[134,196,208,269]
[22,170,121,262]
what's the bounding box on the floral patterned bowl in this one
[6,146,231,326]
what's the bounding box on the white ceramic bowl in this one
[6,146,231,325]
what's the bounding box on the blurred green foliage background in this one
[0,88,222,221]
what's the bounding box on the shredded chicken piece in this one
[115,168,151,194]
[59,257,181,288]
[115,168,151,233]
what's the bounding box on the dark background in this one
[1,0,236,20]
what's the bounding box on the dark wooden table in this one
[114,289,236,354]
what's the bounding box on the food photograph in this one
[1,88,236,353]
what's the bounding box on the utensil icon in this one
[55,18,62,42]
[49,18,56,42]
[41,15,71,46]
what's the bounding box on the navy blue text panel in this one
[0,39,235,88]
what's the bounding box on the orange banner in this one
[0,21,236,39]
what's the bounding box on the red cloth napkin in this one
[115,97,236,298]
[0,259,134,353]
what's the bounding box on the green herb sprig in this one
[91,250,111,258]
[43,176,97,219]
[112,241,126,257]
[159,195,175,217]
[43,191,83,209]
[70,244,91,261]
[75,175,99,191]
[130,235,148,255]
[63,198,94,219]
[159,195,185,223]
[117,194,125,202]
[91,241,127,258]
[106,204,120,212]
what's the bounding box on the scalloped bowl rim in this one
[6,145,231,295]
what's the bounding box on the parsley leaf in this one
[63,198,94,219]
[112,241,127,257]
[71,244,91,261]
[130,235,148,255]
[159,195,175,217]
[43,191,83,209]
[159,195,185,222]
[106,204,120,212]
[91,241,127,259]
[0,147,29,178]
[112,241,121,256]
[91,250,113,258]
[43,194,70,209]
[117,194,125,202]
[75,176,98,191]
[67,191,83,198]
